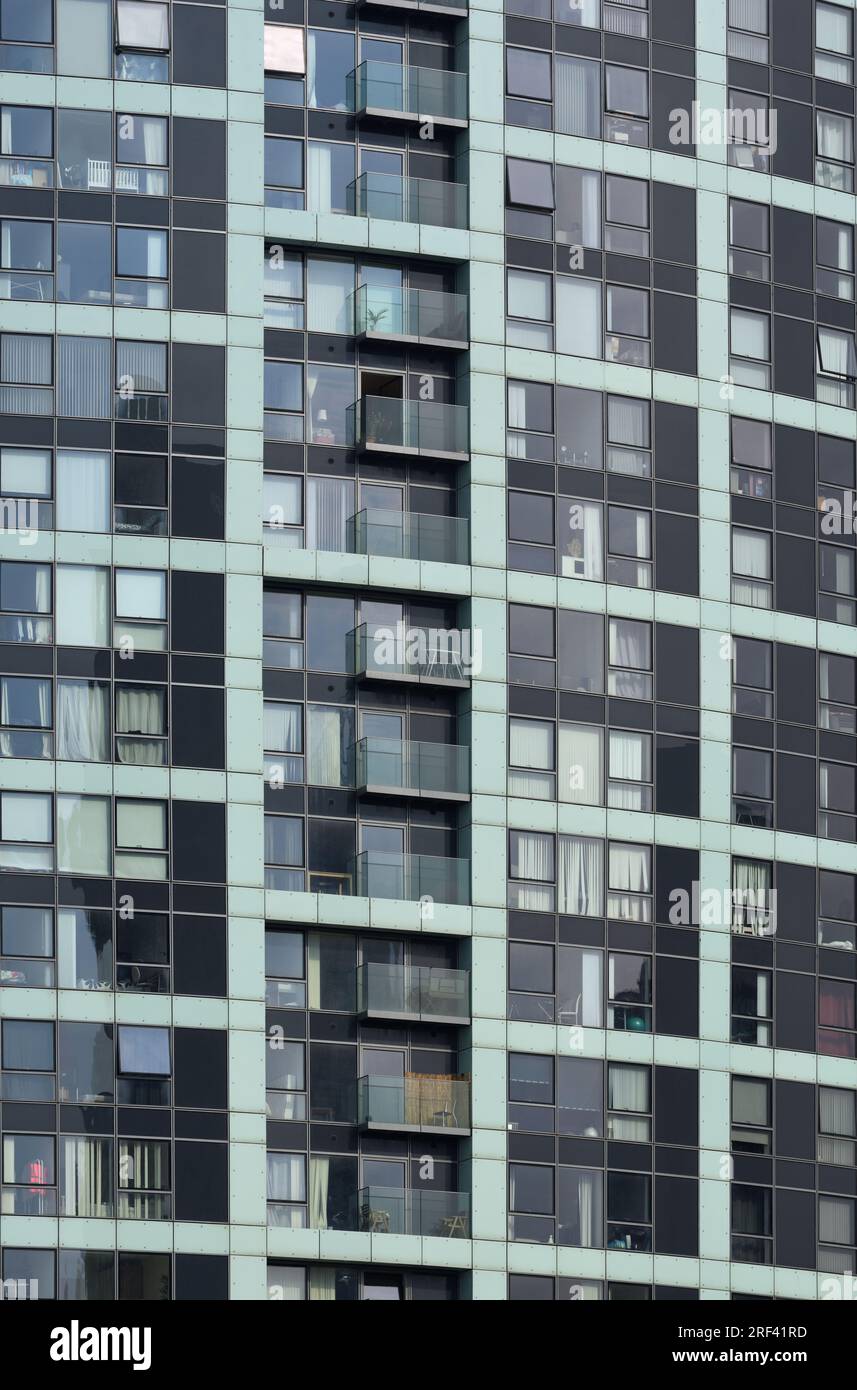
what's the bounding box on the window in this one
[1,1018,55,1101]
[264,248,304,329]
[607,505,651,587]
[59,335,111,418]
[0,0,53,48]
[2,1132,56,1215]
[267,1152,307,1228]
[118,1138,169,1220]
[607,1171,651,1250]
[733,746,773,827]
[265,136,304,210]
[265,929,306,1009]
[608,731,652,810]
[732,860,774,936]
[306,140,353,215]
[820,762,857,843]
[556,276,601,359]
[507,48,551,102]
[115,113,168,195]
[819,1088,856,1166]
[265,814,304,891]
[816,2,853,84]
[264,361,303,442]
[604,65,648,147]
[731,527,772,608]
[264,24,305,86]
[605,286,649,366]
[817,325,857,408]
[506,158,554,211]
[57,794,110,876]
[559,835,604,917]
[608,618,651,698]
[732,637,773,717]
[115,227,168,309]
[732,1185,772,1264]
[0,217,53,301]
[820,652,857,735]
[729,199,770,282]
[0,560,51,643]
[263,591,303,670]
[115,0,169,81]
[605,175,648,256]
[728,90,772,172]
[56,564,108,648]
[817,108,855,192]
[57,107,111,191]
[263,472,302,546]
[509,830,555,911]
[728,0,769,63]
[0,790,53,872]
[731,417,772,499]
[730,308,771,388]
[0,332,52,415]
[114,568,167,651]
[607,1063,650,1141]
[60,1136,112,1218]
[817,219,855,302]
[506,268,552,350]
[731,1076,771,1153]
[307,29,354,112]
[56,449,110,532]
[557,723,603,805]
[115,340,167,421]
[115,799,167,879]
[818,977,856,1056]
[555,55,600,139]
[118,1025,170,1076]
[731,966,772,1045]
[0,104,53,187]
[0,904,54,991]
[0,674,51,759]
[265,1038,306,1121]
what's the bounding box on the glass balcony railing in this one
[351,284,468,347]
[356,962,470,1022]
[350,1186,471,1237]
[348,623,472,686]
[348,396,469,458]
[349,61,467,126]
[351,850,471,905]
[347,507,469,565]
[354,737,470,800]
[357,1074,471,1133]
[348,171,467,228]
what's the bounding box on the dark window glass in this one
[509,604,554,657]
[507,158,555,210]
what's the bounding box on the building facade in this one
[0,0,856,1303]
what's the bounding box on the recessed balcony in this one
[349,61,467,129]
[351,850,470,905]
[350,284,468,349]
[348,623,472,688]
[348,171,467,229]
[356,962,470,1025]
[350,1186,471,1237]
[354,737,470,802]
[347,508,470,566]
[348,396,469,461]
[357,1074,471,1135]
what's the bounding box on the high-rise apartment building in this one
[0,0,856,1307]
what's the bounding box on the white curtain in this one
[609,619,650,670]
[819,326,857,378]
[116,341,166,394]
[608,396,648,447]
[555,55,601,138]
[56,680,108,762]
[513,831,554,882]
[819,1088,856,1164]
[509,718,554,797]
[608,731,650,803]
[818,111,853,164]
[609,843,651,894]
[556,277,601,358]
[558,723,603,805]
[564,499,603,579]
[820,1196,855,1246]
[267,1153,305,1202]
[558,835,604,916]
[307,143,333,213]
[565,1169,601,1247]
[608,1063,649,1113]
[117,0,169,49]
[306,259,353,334]
[306,477,354,552]
[729,0,768,32]
[58,337,110,418]
[732,529,771,606]
[264,702,301,755]
[507,383,527,431]
[309,1157,330,1229]
[307,705,352,787]
[60,1136,111,1218]
[115,686,165,764]
[56,794,111,875]
[56,565,109,647]
[141,116,167,165]
[0,334,52,414]
[56,450,110,532]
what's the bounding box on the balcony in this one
[348,623,472,688]
[357,1074,471,1134]
[354,737,470,801]
[356,0,467,18]
[350,1186,470,1237]
[348,396,469,461]
[349,61,467,129]
[351,850,470,905]
[347,508,469,565]
[348,171,467,229]
[356,962,470,1024]
[351,284,468,349]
